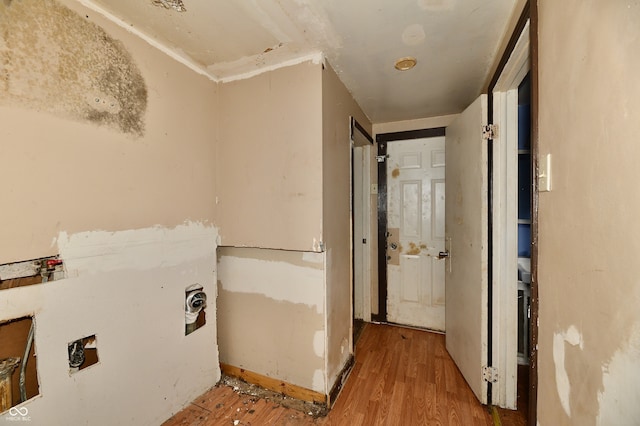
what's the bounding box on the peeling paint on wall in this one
[152,0,186,13]
[597,324,640,425]
[0,0,147,136]
[553,325,584,417]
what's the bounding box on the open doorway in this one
[489,4,537,424]
[350,118,373,345]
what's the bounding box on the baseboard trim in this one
[220,363,327,405]
[327,354,355,407]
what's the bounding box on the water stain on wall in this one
[0,0,147,136]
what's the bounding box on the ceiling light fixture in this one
[394,57,417,71]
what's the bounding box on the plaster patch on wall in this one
[417,0,456,11]
[553,325,584,417]
[217,254,324,313]
[402,24,426,46]
[313,330,324,357]
[57,222,218,276]
[597,324,640,425]
[0,0,147,136]
[302,252,324,265]
[312,369,324,392]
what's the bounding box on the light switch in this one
[371,184,378,194]
[539,154,552,192]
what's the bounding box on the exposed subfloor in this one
[163,323,494,425]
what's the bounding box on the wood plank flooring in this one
[162,323,495,425]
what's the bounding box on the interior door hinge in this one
[482,124,498,140]
[482,366,499,383]
[376,154,388,163]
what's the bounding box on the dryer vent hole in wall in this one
[0,316,40,413]
[0,256,65,291]
[68,335,98,374]
[185,284,206,335]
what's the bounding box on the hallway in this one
[163,323,493,425]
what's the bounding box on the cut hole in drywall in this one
[0,317,39,413]
[0,256,65,291]
[68,335,99,374]
[185,284,206,335]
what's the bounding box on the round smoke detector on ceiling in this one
[394,57,417,71]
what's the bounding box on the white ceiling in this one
[84,0,518,123]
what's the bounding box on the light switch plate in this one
[371,184,378,194]
[539,153,552,192]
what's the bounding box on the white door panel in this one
[445,95,488,404]
[387,137,446,331]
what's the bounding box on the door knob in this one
[437,251,450,259]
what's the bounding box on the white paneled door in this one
[386,136,446,331]
[445,95,489,404]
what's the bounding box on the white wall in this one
[1,225,219,426]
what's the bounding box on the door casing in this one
[374,127,446,323]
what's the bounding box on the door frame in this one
[486,1,538,423]
[490,19,530,410]
[351,118,374,324]
[374,127,446,323]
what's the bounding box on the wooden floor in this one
[163,323,495,425]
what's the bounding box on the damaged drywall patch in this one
[217,251,324,314]
[57,222,218,276]
[597,324,640,425]
[553,325,584,417]
[0,0,147,136]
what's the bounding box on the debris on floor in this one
[220,375,328,419]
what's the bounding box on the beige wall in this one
[321,62,371,391]
[0,1,220,424]
[216,61,323,251]
[215,61,329,395]
[0,0,219,263]
[216,61,371,397]
[537,1,640,424]
[217,247,325,392]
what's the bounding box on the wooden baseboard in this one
[220,363,327,405]
[327,354,355,407]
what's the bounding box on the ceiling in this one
[84,0,519,123]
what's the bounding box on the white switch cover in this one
[371,184,378,194]
[539,154,552,192]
